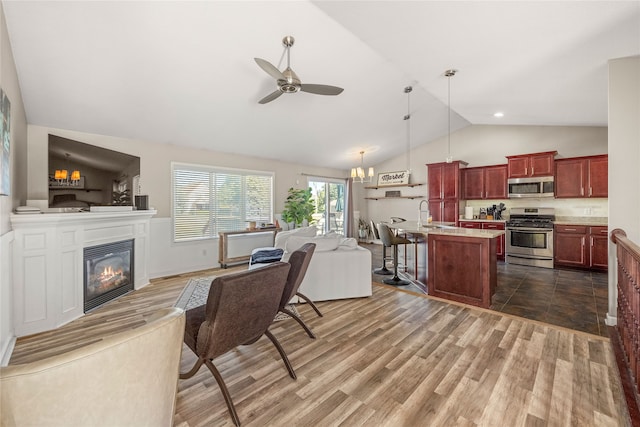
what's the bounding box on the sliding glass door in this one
[308,178,347,235]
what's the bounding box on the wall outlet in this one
[202,249,208,256]
[583,207,592,215]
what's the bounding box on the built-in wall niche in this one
[48,135,140,208]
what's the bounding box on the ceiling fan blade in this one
[254,58,285,81]
[258,90,283,104]
[300,84,344,96]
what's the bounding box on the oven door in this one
[506,227,554,258]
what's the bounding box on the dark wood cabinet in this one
[427,163,444,200]
[459,220,505,260]
[588,156,608,197]
[555,158,585,197]
[459,221,482,229]
[554,225,588,267]
[428,199,458,223]
[555,155,608,198]
[484,165,508,199]
[427,160,467,224]
[589,226,609,270]
[428,161,464,200]
[428,233,497,309]
[506,151,557,178]
[483,222,505,260]
[462,165,507,200]
[462,168,484,200]
[554,224,607,270]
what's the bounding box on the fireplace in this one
[84,239,134,312]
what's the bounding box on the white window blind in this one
[172,163,274,242]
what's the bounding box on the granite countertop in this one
[388,220,504,239]
[554,216,608,226]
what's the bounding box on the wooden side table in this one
[218,228,281,268]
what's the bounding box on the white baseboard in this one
[605,313,617,326]
[1,336,16,367]
[1,230,14,366]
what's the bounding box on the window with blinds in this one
[172,163,274,242]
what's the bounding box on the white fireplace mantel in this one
[11,210,156,337]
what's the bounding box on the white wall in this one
[607,56,640,325]
[1,2,28,365]
[26,125,349,218]
[363,125,608,224]
[25,125,351,277]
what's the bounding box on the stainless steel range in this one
[505,207,555,268]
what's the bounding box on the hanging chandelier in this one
[445,69,457,163]
[351,150,374,183]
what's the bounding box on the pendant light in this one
[444,69,457,163]
[404,86,412,176]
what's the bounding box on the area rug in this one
[175,276,299,321]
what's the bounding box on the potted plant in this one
[281,187,315,229]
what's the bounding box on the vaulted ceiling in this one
[3,1,639,170]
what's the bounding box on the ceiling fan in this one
[254,36,344,104]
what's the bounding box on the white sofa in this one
[251,227,372,302]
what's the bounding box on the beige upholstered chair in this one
[0,307,185,427]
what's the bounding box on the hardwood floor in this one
[8,266,632,426]
[365,242,610,337]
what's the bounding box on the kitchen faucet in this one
[418,199,430,227]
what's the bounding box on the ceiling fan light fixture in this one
[254,36,344,104]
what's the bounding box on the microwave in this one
[507,176,554,198]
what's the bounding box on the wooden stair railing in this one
[610,228,640,424]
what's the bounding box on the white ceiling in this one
[3,1,639,171]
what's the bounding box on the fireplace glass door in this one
[84,239,134,312]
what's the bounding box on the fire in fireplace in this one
[84,239,134,312]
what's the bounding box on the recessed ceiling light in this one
[494,112,504,118]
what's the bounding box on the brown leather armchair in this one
[278,243,322,338]
[179,262,294,426]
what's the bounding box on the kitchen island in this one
[388,221,504,308]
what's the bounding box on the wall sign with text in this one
[377,171,409,186]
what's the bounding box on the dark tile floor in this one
[362,242,610,337]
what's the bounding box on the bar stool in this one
[370,220,392,275]
[377,223,412,286]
